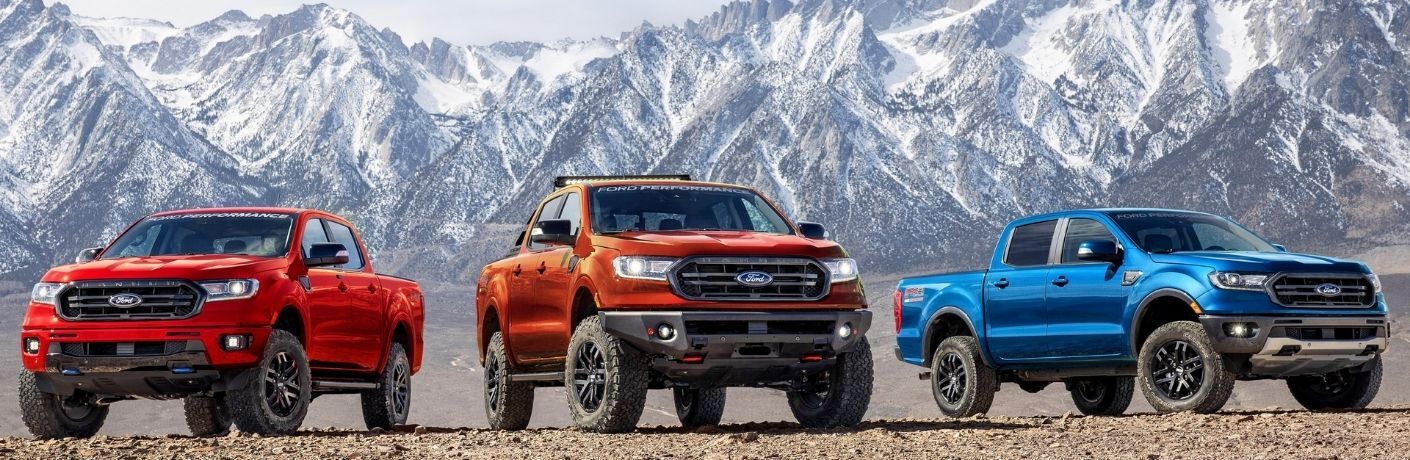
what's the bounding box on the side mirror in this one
[798,221,828,240]
[1272,244,1288,253]
[75,247,102,264]
[305,243,350,267]
[530,219,575,246]
[1077,240,1122,263]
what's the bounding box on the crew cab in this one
[894,209,1387,416]
[476,176,872,433]
[19,208,424,439]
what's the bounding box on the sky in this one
[54,0,735,45]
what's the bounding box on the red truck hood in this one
[595,231,849,259]
[42,255,289,283]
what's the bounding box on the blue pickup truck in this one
[893,209,1388,416]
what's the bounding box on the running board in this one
[313,380,380,391]
[509,372,562,382]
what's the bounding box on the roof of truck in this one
[1016,208,1218,222]
[147,207,306,217]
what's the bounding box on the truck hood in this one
[595,231,848,258]
[1150,251,1369,274]
[42,255,289,283]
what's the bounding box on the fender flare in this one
[920,306,992,368]
[1128,288,1198,354]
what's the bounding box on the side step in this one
[313,380,380,391]
[509,372,562,382]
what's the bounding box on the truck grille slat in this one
[57,280,204,320]
[670,257,829,301]
[1268,274,1375,308]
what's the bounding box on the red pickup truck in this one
[18,208,424,439]
[476,176,872,433]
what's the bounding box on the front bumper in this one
[599,310,871,387]
[1199,315,1388,377]
[20,326,270,397]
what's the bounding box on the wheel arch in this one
[479,304,502,366]
[272,305,306,345]
[921,307,990,367]
[1129,288,1201,356]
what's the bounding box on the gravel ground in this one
[1,407,1405,459]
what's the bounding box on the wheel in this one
[1136,321,1235,414]
[1067,377,1134,416]
[786,336,874,428]
[183,394,232,436]
[1286,355,1382,410]
[673,387,726,429]
[484,331,534,430]
[564,316,648,433]
[361,343,413,430]
[227,329,311,435]
[929,336,996,418]
[18,372,108,439]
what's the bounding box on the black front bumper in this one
[1199,315,1389,377]
[599,310,871,387]
[36,340,252,398]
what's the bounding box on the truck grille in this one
[670,257,829,301]
[1268,274,1375,308]
[57,280,203,320]
[61,341,188,357]
[1280,327,1380,341]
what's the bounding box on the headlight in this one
[1367,273,1381,293]
[30,283,63,305]
[200,279,259,301]
[612,256,678,281]
[823,258,860,283]
[1208,272,1270,291]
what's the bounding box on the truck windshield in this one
[102,212,295,259]
[589,185,793,234]
[1107,211,1275,254]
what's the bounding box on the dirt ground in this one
[1,407,1404,459]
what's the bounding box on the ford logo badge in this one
[1315,283,1342,297]
[107,293,143,308]
[735,271,774,287]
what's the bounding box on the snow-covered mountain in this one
[0,0,1406,281]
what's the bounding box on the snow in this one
[1204,0,1258,91]
[999,4,1081,85]
[72,16,178,49]
[521,39,619,82]
[875,0,1000,91]
[413,73,478,114]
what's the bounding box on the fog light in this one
[655,323,676,341]
[22,337,40,354]
[221,334,249,351]
[1223,322,1258,339]
[838,322,854,339]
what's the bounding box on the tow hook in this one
[919,371,932,381]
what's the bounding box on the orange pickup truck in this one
[475,176,873,433]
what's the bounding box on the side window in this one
[528,195,566,251]
[559,193,582,236]
[301,218,329,257]
[1060,218,1117,263]
[1004,220,1057,267]
[324,221,365,270]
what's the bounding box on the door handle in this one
[512,265,522,276]
[1051,276,1069,287]
[366,284,378,293]
[993,278,1009,289]
[537,261,547,274]
[337,281,348,292]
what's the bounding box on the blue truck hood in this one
[1150,251,1369,273]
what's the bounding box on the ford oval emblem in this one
[1315,283,1342,297]
[107,293,143,308]
[735,271,774,287]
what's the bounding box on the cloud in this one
[54,0,733,45]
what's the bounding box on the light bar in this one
[554,175,691,188]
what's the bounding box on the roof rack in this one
[554,175,692,188]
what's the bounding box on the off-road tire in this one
[1287,355,1382,410]
[183,394,231,436]
[484,331,534,430]
[361,343,412,430]
[930,336,996,418]
[18,371,108,439]
[227,330,311,435]
[1068,377,1134,416]
[564,316,649,433]
[673,387,727,428]
[1137,321,1235,414]
[786,337,874,428]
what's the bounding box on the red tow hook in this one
[799,353,824,363]
[679,353,706,364]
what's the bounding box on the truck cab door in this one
[524,192,583,361]
[504,194,569,362]
[983,220,1058,362]
[301,218,383,372]
[1044,218,1129,360]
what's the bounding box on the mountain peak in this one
[213,9,252,23]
